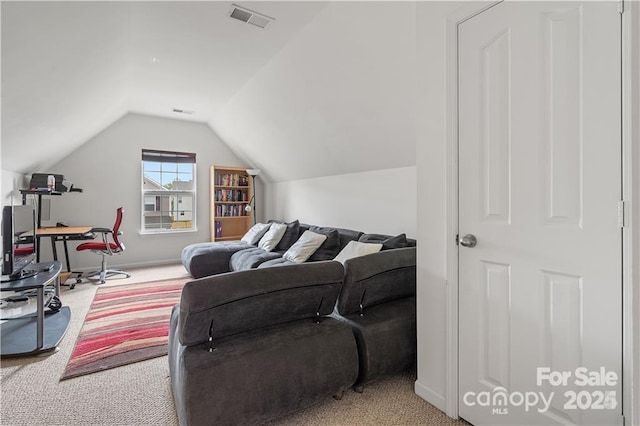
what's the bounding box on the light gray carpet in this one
[0,264,465,426]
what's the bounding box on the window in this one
[141,149,196,233]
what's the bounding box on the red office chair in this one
[14,245,34,256]
[76,207,130,284]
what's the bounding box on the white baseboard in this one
[414,379,448,414]
[66,258,183,273]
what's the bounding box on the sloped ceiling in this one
[1,1,417,182]
[212,1,417,182]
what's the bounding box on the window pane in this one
[143,174,162,190]
[162,172,179,188]
[161,163,177,174]
[142,191,195,231]
[177,163,192,174]
[172,177,193,190]
[141,150,196,232]
[143,161,162,173]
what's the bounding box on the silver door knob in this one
[459,234,477,248]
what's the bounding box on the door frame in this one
[443,1,638,423]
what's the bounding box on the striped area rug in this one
[61,278,187,380]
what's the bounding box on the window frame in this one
[141,149,197,234]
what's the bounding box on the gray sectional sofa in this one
[168,262,358,425]
[171,220,416,425]
[333,246,417,390]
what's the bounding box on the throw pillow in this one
[308,226,341,261]
[359,233,409,250]
[240,223,271,246]
[334,241,383,264]
[381,233,409,250]
[283,231,327,263]
[273,220,300,251]
[258,223,287,252]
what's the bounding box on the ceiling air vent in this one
[229,4,274,29]
[172,108,194,115]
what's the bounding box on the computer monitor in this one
[1,205,37,281]
[29,173,68,192]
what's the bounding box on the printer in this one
[28,173,82,193]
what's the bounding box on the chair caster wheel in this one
[70,284,75,290]
[333,390,344,400]
[353,385,364,393]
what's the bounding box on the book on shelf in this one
[216,172,249,187]
[211,166,252,241]
[215,204,249,217]
[215,189,248,202]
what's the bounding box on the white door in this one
[458,2,622,425]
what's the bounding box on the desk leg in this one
[36,194,43,263]
[63,238,71,272]
[51,237,58,262]
[36,288,44,350]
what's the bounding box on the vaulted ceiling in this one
[1,1,417,182]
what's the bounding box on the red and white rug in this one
[61,278,187,380]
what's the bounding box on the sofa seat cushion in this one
[333,297,416,386]
[257,258,296,268]
[181,241,251,278]
[230,247,283,271]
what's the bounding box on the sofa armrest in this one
[178,261,344,346]
[337,247,416,315]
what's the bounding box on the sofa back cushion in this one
[307,226,341,261]
[358,233,416,249]
[300,224,363,252]
[336,247,416,316]
[271,220,300,251]
[336,228,364,249]
[178,261,345,346]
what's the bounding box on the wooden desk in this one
[20,188,86,265]
[36,226,92,237]
[36,227,94,274]
[0,261,71,356]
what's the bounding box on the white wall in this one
[626,1,640,422]
[414,1,464,411]
[43,113,248,271]
[269,166,416,237]
[1,169,28,206]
